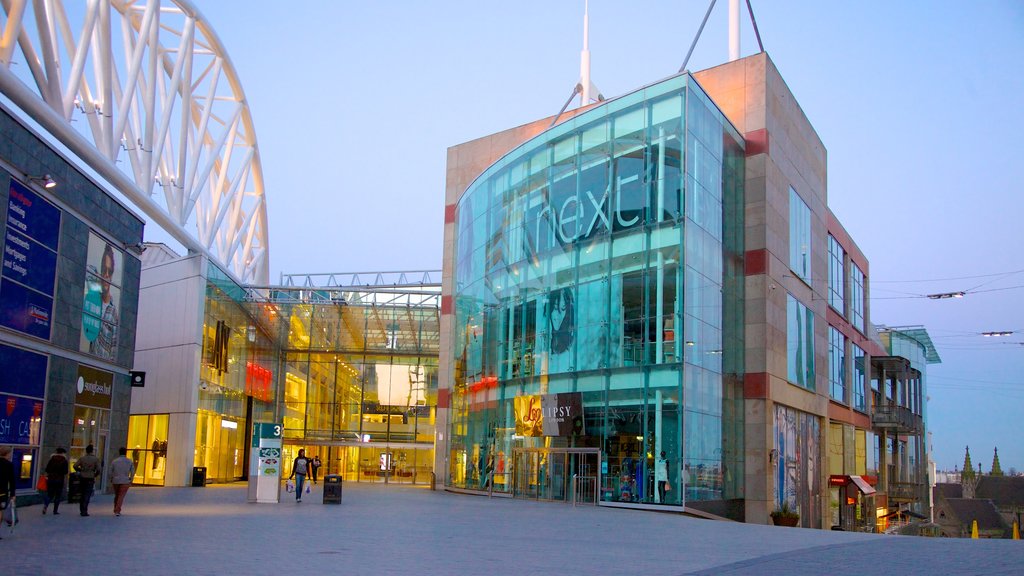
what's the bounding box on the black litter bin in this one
[191,466,207,487]
[66,472,82,503]
[323,474,342,504]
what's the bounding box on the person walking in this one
[43,447,69,515]
[73,444,101,516]
[289,449,309,502]
[0,446,15,538]
[310,455,322,485]
[109,447,134,517]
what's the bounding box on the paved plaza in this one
[3,482,1021,575]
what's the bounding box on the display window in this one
[127,414,169,485]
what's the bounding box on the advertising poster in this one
[0,180,60,340]
[80,232,123,361]
[514,392,584,437]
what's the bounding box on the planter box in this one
[771,515,800,527]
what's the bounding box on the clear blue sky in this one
[191,1,1024,473]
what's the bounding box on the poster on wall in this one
[514,392,584,437]
[0,180,60,340]
[80,232,123,361]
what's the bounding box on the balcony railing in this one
[888,481,924,502]
[872,403,923,435]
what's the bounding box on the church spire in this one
[991,447,1004,476]
[962,446,976,482]
[961,446,981,499]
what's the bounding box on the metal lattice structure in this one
[0,0,269,283]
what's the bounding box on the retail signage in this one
[0,343,47,397]
[75,364,113,409]
[514,392,584,437]
[0,279,53,339]
[4,228,58,295]
[245,361,273,401]
[0,393,43,444]
[251,422,282,447]
[7,180,60,251]
[0,181,60,341]
[249,421,283,504]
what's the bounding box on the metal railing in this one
[887,481,924,502]
[872,404,923,435]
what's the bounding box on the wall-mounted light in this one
[28,174,57,189]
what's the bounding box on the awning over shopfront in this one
[850,475,876,495]
[829,474,877,495]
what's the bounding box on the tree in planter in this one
[771,501,800,526]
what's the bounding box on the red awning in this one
[849,475,876,495]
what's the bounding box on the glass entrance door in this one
[512,448,600,502]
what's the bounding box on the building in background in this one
[439,52,938,528]
[0,103,143,498]
[131,253,440,486]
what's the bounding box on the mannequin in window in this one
[655,451,669,503]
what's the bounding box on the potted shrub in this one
[771,502,800,527]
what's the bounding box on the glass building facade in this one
[447,74,745,507]
[269,288,439,485]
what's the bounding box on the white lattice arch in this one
[0,0,269,284]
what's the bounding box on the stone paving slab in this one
[2,482,1021,575]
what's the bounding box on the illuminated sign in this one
[514,392,584,437]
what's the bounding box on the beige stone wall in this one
[698,53,830,526]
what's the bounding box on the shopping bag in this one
[285,479,294,493]
[305,481,311,494]
[664,482,671,492]
[37,475,47,492]
[2,498,15,532]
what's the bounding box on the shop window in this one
[127,414,169,486]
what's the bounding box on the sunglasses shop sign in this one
[514,392,584,437]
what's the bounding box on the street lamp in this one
[926,291,965,299]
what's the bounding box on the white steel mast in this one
[579,0,602,106]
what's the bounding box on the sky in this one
[171,1,1024,472]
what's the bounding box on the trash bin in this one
[191,466,207,487]
[323,474,342,504]
[66,472,82,503]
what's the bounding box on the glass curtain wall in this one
[277,290,439,484]
[449,74,745,508]
[194,264,278,483]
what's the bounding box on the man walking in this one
[73,444,100,516]
[109,447,134,517]
[0,446,15,538]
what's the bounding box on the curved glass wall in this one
[448,74,745,507]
